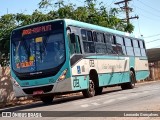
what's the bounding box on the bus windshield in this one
[11,21,65,74]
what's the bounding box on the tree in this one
[0,14,17,66]
[0,0,134,66]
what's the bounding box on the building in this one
[147,48,160,80]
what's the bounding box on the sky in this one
[0,0,160,49]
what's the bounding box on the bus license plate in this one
[33,90,44,95]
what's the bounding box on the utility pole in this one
[55,0,63,9]
[115,0,138,25]
[55,2,60,9]
[7,8,8,14]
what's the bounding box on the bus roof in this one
[13,18,143,40]
[64,19,143,40]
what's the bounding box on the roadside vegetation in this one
[0,0,134,66]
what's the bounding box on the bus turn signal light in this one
[58,69,67,81]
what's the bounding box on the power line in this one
[137,0,160,13]
[133,4,160,18]
[146,39,160,43]
[132,1,160,22]
[144,34,160,38]
[148,44,160,48]
[109,0,117,6]
[139,13,160,21]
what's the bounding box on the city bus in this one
[10,19,149,104]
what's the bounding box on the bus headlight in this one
[11,77,20,87]
[58,69,67,81]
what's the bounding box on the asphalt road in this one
[0,80,160,119]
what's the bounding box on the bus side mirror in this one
[70,33,76,43]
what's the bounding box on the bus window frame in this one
[115,35,126,56]
[80,28,95,54]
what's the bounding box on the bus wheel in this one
[40,96,54,104]
[95,87,103,95]
[121,71,136,90]
[130,71,136,88]
[82,80,95,98]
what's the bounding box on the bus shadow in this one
[0,95,84,112]
[102,89,122,95]
[0,88,123,112]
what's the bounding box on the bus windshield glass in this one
[11,21,65,74]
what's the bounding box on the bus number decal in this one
[89,60,95,67]
[73,78,80,88]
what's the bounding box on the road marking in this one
[103,99,115,104]
[81,104,89,108]
[73,96,109,105]
[130,93,138,97]
[117,96,127,100]
[143,91,149,94]
[91,102,100,106]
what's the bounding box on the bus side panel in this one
[71,58,93,91]
[135,71,150,80]
[98,72,130,86]
[71,75,89,91]
[135,57,149,80]
[97,56,130,86]
[129,56,135,69]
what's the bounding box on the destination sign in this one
[22,25,52,36]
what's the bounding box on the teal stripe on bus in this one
[71,75,89,91]
[136,70,150,81]
[86,55,126,60]
[98,72,130,87]
[129,57,135,68]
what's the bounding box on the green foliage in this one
[0,14,17,66]
[0,0,134,66]
[124,23,134,33]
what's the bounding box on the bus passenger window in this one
[125,38,132,46]
[140,40,146,56]
[105,34,112,43]
[125,38,134,56]
[96,33,104,43]
[116,36,124,45]
[83,41,95,53]
[111,36,118,54]
[142,41,146,48]
[133,40,141,56]
[87,31,93,41]
[133,39,139,47]
[105,35,117,54]
[82,29,95,53]
[141,49,146,56]
[93,32,97,42]
[115,36,125,55]
[75,36,81,54]
[81,29,87,41]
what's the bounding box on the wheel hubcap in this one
[89,80,95,95]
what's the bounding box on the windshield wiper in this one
[22,38,30,61]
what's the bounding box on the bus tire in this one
[40,96,54,104]
[82,80,95,98]
[121,71,136,90]
[95,87,103,95]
